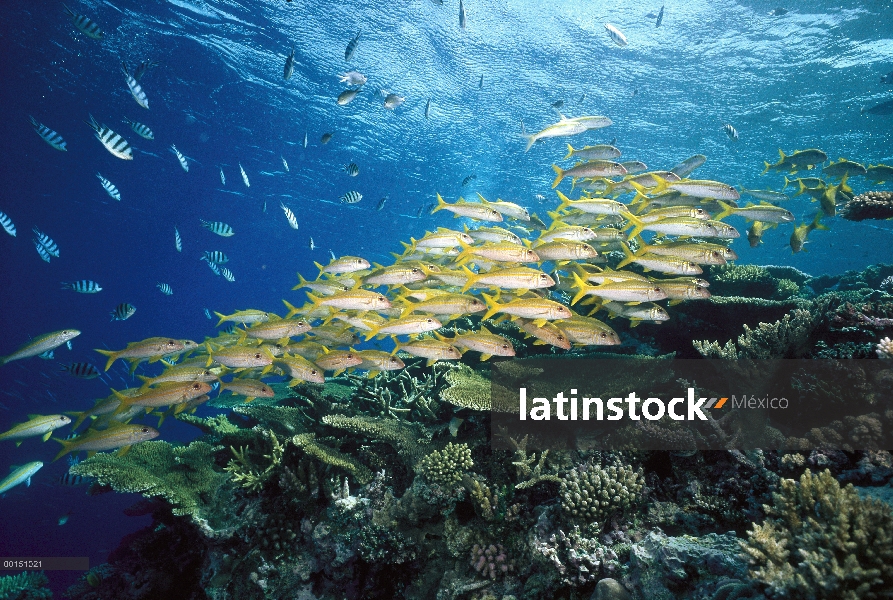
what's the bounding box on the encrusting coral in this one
[839,190,893,221]
[742,468,893,599]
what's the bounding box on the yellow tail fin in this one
[94,348,117,371]
[551,165,565,189]
[564,144,575,160]
[714,201,736,221]
[431,193,448,214]
[570,272,591,306]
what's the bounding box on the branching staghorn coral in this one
[694,307,825,359]
[507,434,561,489]
[742,468,893,599]
[321,413,430,464]
[223,430,284,492]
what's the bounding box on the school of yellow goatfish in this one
[1,108,885,493]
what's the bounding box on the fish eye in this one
[141,427,150,433]
[600,333,607,338]
[654,287,661,292]
[311,370,318,375]
[501,344,509,349]
[254,353,262,359]
[192,383,200,390]
[557,336,566,341]
[426,319,434,324]
[411,268,421,274]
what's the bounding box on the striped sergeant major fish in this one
[340,190,362,204]
[220,266,235,282]
[723,124,738,141]
[33,228,59,257]
[280,202,299,229]
[60,470,90,486]
[219,168,225,185]
[86,115,133,160]
[96,173,121,201]
[61,280,102,293]
[284,48,295,80]
[239,163,250,187]
[171,144,188,172]
[121,61,149,109]
[133,59,160,81]
[343,163,359,177]
[174,227,182,252]
[377,196,388,211]
[201,220,234,237]
[60,362,101,379]
[202,251,229,264]
[29,116,67,151]
[123,117,153,140]
[157,282,173,295]
[206,260,221,276]
[34,239,52,262]
[0,211,16,237]
[345,32,360,61]
[62,4,103,39]
[282,156,289,172]
[110,303,136,321]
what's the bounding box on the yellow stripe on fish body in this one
[464,225,523,245]
[363,264,428,286]
[431,194,503,222]
[214,309,271,327]
[137,367,218,389]
[643,176,740,201]
[218,379,274,403]
[554,191,629,216]
[477,194,530,221]
[652,279,711,304]
[354,350,406,377]
[240,318,312,340]
[0,462,43,493]
[570,272,666,305]
[94,337,188,371]
[393,339,462,366]
[204,344,273,369]
[0,415,71,445]
[532,240,598,261]
[273,354,326,384]
[459,265,554,292]
[635,240,729,265]
[53,424,158,461]
[412,228,475,250]
[714,201,794,224]
[456,241,539,264]
[624,215,727,241]
[399,293,485,317]
[551,161,627,188]
[329,312,387,331]
[307,325,361,346]
[516,319,572,350]
[1,329,81,366]
[637,205,710,222]
[442,328,515,361]
[307,290,390,312]
[570,265,650,285]
[617,243,703,275]
[315,256,371,275]
[364,315,442,341]
[601,301,670,325]
[113,381,212,409]
[314,349,363,372]
[554,316,620,346]
[291,273,350,295]
[481,293,572,322]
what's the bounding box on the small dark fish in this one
[377,196,388,211]
[284,47,295,80]
[479,74,483,89]
[462,174,477,186]
[425,98,431,119]
[133,59,160,81]
[882,70,893,84]
[58,511,73,526]
[645,11,657,18]
[610,137,617,146]
[345,32,360,61]
[61,362,101,379]
[551,100,564,109]
[321,133,333,144]
[110,303,136,322]
[343,163,360,177]
[770,7,788,16]
[632,88,638,97]
[430,0,443,4]
[656,5,664,26]
[416,205,426,218]
[723,124,739,141]
[459,0,467,29]
[60,471,88,486]
[863,99,893,116]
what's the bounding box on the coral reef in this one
[839,190,893,221]
[878,336,893,358]
[418,442,474,487]
[0,572,51,600]
[742,469,893,599]
[560,461,644,526]
[693,306,825,359]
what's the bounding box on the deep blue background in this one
[1,0,892,594]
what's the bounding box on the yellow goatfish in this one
[53,424,158,461]
[1,329,80,366]
[0,415,71,445]
[432,194,503,222]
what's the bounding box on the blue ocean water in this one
[0,0,892,595]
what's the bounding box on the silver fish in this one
[171,144,189,172]
[220,168,226,185]
[281,202,299,229]
[220,266,235,282]
[123,117,153,140]
[174,227,182,252]
[121,62,149,109]
[86,115,132,160]
[340,191,362,204]
[29,116,67,151]
[157,282,173,295]
[240,163,250,187]
[96,173,120,201]
[345,32,360,61]
[282,156,289,172]
[284,48,295,80]
[723,124,738,141]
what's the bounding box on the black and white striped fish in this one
[34,239,51,263]
[220,266,235,282]
[219,168,225,185]
[280,202,299,229]
[60,471,90,486]
[202,250,229,264]
[61,280,102,293]
[171,144,189,172]
[340,190,362,204]
[110,303,136,321]
[174,227,182,252]
[206,260,221,276]
[86,115,133,160]
[62,4,103,39]
[123,117,153,140]
[157,282,173,295]
[239,163,250,187]
[96,173,120,201]
[377,196,388,211]
[61,362,101,379]
[133,59,160,81]
[29,116,67,151]
[282,156,289,172]
[343,163,359,177]
[309,237,316,250]
[723,124,738,141]
[284,48,295,80]
[121,62,149,110]
[201,220,234,237]
[0,211,15,237]
[33,228,59,257]
[345,32,360,61]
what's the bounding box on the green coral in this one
[69,440,230,525]
[0,572,51,600]
[291,432,372,484]
[175,413,242,437]
[694,307,824,359]
[775,278,800,300]
[742,469,893,599]
[711,264,777,297]
[223,430,284,492]
[233,404,309,437]
[560,461,644,526]
[418,442,473,487]
[321,413,428,464]
[440,363,493,411]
